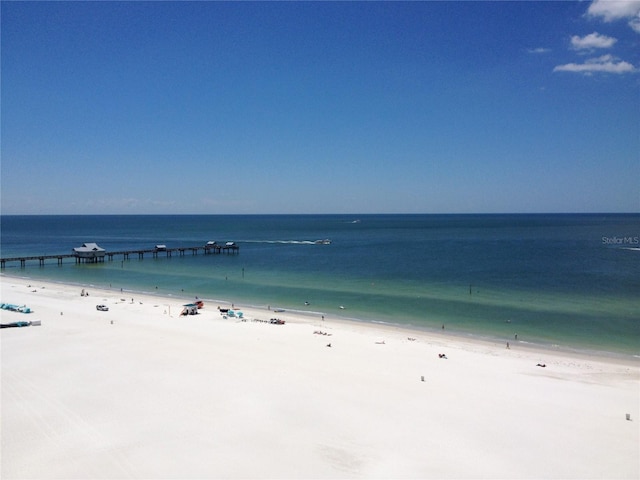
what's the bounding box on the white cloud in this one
[587,0,640,32]
[571,32,617,49]
[553,54,636,73]
[528,47,551,54]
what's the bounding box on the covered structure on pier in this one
[73,243,106,263]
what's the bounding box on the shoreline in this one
[2,271,638,363]
[2,274,639,479]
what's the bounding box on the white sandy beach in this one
[1,275,638,479]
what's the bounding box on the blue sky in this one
[2,1,638,214]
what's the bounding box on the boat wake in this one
[239,239,330,245]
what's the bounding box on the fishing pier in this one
[0,242,239,269]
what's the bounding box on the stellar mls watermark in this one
[602,235,639,245]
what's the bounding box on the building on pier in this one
[73,243,106,263]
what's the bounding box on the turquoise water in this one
[1,214,638,356]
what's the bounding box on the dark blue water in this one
[1,214,638,355]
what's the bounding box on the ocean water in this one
[1,214,639,356]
